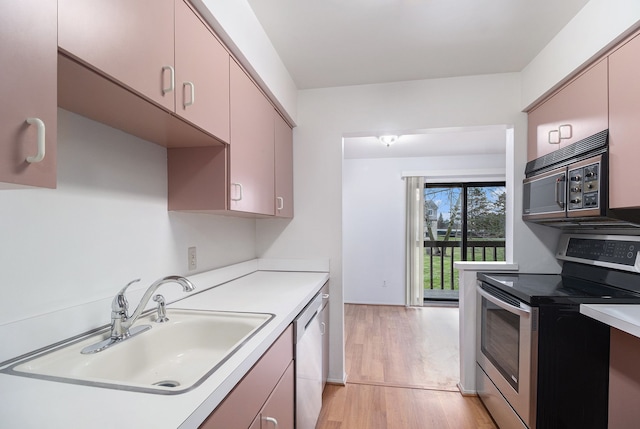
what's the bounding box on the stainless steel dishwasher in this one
[294,292,323,429]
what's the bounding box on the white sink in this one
[4,309,273,394]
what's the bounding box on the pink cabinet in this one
[274,113,294,218]
[58,0,175,112]
[527,58,608,162]
[174,0,230,143]
[608,30,640,209]
[58,0,230,143]
[0,0,57,188]
[199,326,294,429]
[609,328,640,428]
[258,363,295,429]
[229,60,275,216]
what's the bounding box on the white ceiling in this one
[247,0,589,159]
[248,0,590,90]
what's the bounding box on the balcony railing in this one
[423,240,505,298]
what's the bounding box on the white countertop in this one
[581,304,640,339]
[0,269,329,429]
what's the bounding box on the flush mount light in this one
[378,135,399,146]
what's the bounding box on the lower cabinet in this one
[609,328,640,429]
[199,325,293,429]
[249,363,294,429]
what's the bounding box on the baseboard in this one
[326,372,347,386]
[458,382,478,396]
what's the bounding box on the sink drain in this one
[153,380,181,388]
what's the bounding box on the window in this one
[423,182,506,301]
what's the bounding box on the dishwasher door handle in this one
[295,293,323,343]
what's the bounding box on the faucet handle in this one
[112,278,140,314]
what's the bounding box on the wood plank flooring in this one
[316,304,496,429]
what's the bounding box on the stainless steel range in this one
[476,234,640,429]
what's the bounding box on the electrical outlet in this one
[188,246,197,271]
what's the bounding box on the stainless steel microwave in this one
[523,154,603,222]
[522,130,640,228]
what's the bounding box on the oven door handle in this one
[476,285,532,318]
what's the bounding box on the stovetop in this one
[478,270,640,306]
[478,234,640,306]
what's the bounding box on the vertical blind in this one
[405,176,424,306]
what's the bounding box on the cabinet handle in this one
[321,321,326,335]
[276,196,284,211]
[559,124,573,140]
[548,129,560,144]
[183,81,195,108]
[231,183,243,201]
[162,65,175,95]
[25,118,46,163]
[263,417,278,428]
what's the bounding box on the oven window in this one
[481,297,520,391]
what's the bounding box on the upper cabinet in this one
[229,60,275,216]
[609,31,640,210]
[527,58,609,162]
[174,0,230,142]
[0,0,57,188]
[274,113,294,218]
[168,63,291,218]
[58,0,229,144]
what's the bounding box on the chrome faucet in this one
[81,275,195,354]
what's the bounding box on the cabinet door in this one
[229,60,275,216]
[175,0,230,143]
[260,362,294,429]
[0,0,57,188]
[58,0,175,111]
[609,32,640,209]
[199,326,293,429]
[527,58,608,161]
[274,112,294,218]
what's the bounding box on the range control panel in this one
[568,160,600,211]
[557,234,640,272]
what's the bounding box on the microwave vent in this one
[525,129,608,176]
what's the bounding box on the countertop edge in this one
[581,304,640,339]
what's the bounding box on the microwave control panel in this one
[568,162,600,211]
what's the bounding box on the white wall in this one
[0,109,256,327]
[521,0,640,109]
[256,72,563,383]
[343,154,506,305]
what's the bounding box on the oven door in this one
[523,165,567,221]
[476,283,538,428]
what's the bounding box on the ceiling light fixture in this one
[378,135,399,147]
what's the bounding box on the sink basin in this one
[3,309,273,394]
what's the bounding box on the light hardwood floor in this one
[316,304,496,429]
